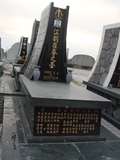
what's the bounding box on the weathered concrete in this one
[67,54,95,68]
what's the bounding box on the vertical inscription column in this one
[40,7,67,82]
[17,37,28,64]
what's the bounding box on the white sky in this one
[0,0,120,59]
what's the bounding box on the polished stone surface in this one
[83,81,120,99]
[19,75,111,109]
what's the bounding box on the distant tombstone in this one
[13,19,40,90]
[24,2,69,83]
[14,37,28,64]
[21,20,40,73]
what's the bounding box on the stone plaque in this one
[34,107,101,136]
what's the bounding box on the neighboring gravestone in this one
[83,23,120,127]
[14,37,28,64]
[24,2,69,83]
[21,19,40,73]
[86,23,120,87]
[12,37,28,77]
[13,19,40,90]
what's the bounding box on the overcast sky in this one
[0,0,120,59]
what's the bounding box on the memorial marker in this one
[15,37,28,64]
[24,2,69,83]
[18,3,111,143]
[12,36,28,77]
[13,20,40,90]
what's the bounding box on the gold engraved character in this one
[53,35,59,43]
[52,42,57,49]
[55,8,63,20]
[54,29,59,35]
[50,55,56,61]
[23,38,27,42]
[49,61,55,69]
[118,80,120,87]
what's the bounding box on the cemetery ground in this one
[0,63,120,159]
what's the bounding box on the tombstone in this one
[12,36,28,77]
[24,2,69,83]
[21,19,40,73]
[85,23,120,87]
[18,2,111,143]
[13,19,40,90]
[14,37,28,64]
[83,22,120,128]
[1,3,112,160]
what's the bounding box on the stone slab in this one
[19,75,111,109]
[83,81,120,100]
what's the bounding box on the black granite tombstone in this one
[19,3,111,143]
[24,2,69,83]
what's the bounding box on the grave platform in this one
[18,75,111,143]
